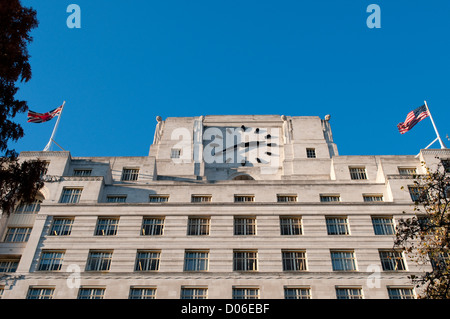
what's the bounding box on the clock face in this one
[203,126,280,167]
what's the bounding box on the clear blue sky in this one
[13,0,450,157]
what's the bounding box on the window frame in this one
[134,250,161,272]
[59,187,82,204]
[349,167,368,180]
[372,216,395,235]
[85,250,113,272]
[187,217,210,236]
[183,250,209,272]
[94,217,119,236]
[121,168,139,181]
[326,216,350,235]
[141,217,164,236]
[330,250,357,271]
[234,217,256,236]
[233,250,258,272]
[280,216,303,235]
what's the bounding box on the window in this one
[408,186,425,202]
[49,217,73,236]
[37,251,65,271]
[331,251,357,271]
[379,250,407,271]
[26,287,54,299]
[0,257,20,273]
[306,148,316,158]
[398,167,417,175]
[59,187,82,203]
[73,169,92,176]
[135,251,160,271]
[349,167,367,180]
[429,251,450,271]
[372,217,395,235]
[233,250,258,271]
[141,217,164,236]
[181,287,208,299]
[363,194,384,202]
[85,251,113,272]
[326,217,350,235]
[129,287,156,299]
[320,194,340,202]
[387,287,415,299]
[4,227,32,242]
[184,251,209,271]
[284,287,311,299]
[336,287,363,299]
[149,195,169,203]
[171,148,181,159]
[187,217,210,236]
[14,199,41,214]
[234,217,256,235]
[191,195,212,203]
[442,159,450,173]
[280,217,302,235]
[232,287,259,299]
[277,194,298,202]
[121,168,139,181]
[234,195,255,202]
[78,287,105,299]
[107,195,127,203]
[94,217,119,236]
[282,251,307,271]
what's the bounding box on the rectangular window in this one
[387,287,415,299]
[49,217,73,236]
[184,251,209,271]
[78,287,105,299]
[336,287,363,299]
[379,251,407,271]
[73,169,92,176]
[409,186,425,202]
[106,195,127,203]
[277,194,298,202]
[234,195,255,202]
[398,167,417,175]
[171,149,181,159]
[331,251,357,271]
[233,250,258,271]
[282,251,307,271]
[232,287,259,299]
[429,251,450,271]
[181,287,208,299]
[149,195,169,203]
[135,251,160,271]
[14,199,41,214]
[372,217,395,235]
[306,148,316,158]
[26,287,54,299]
[349,167,367,180]
[191,195,212,203]
[187,217,210,236]
[234,217,256,235]
[121,168,139,181]
[94,217,119,236]
[141,217,164,236]
[85,251,113,272]
[326,217,350,235]
[37,250,65,271]
[320,194,340,202]
[59,187,82,203]
[129,287,156,299]
[442,159,450,173]
[0,257,20,273]
[4,227,32,242]
[280,217,302,235]
[284,287,311,299]
[363,194,384,202]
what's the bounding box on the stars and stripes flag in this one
[397,104,430,134]
[27,105,63,123]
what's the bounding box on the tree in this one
[395,158,450,299]
[0,0,47,216]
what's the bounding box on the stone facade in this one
[1,115,449,299]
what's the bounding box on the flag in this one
[397,104,430,134]
[27,105,63,123]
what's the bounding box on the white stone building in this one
[1,114,449,299]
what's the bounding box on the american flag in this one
[27,105,63,123]
[397,104,430,134]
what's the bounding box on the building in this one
[1,114,449,299]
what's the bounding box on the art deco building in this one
[1,114,449,299]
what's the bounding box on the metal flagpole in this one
[43,101,66,151]
[424,100,447,149]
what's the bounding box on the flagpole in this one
[424,100,447,149]
[43,101,66,151]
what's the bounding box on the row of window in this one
[1,249,411,273]
[8,286,415,299]
[2,216,399,242]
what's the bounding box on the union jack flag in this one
[27,105,63,123]
[397,104,430,134]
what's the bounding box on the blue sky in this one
[13,0,450,157]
